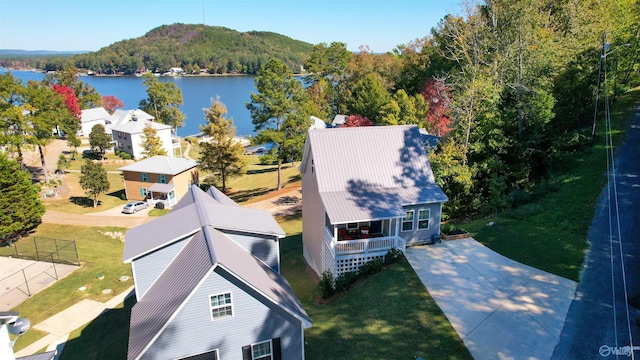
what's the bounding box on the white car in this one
[122,201,149,214]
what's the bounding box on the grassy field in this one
[459,87,640,281]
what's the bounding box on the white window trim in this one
[418,209,430,230]
[209,291,233,321]
[401,210,414,232]
[179,348,219,360]
[251,339,273,360]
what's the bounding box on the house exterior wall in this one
[80,120,105,137]
[141,269,304,360]
[399,203,442,245]
[121,168,198,202]
[223,232,280,273]
[301,151,326,277]
[113,128,173,159]
[131,237,190,300]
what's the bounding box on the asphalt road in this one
[552,105,640,359]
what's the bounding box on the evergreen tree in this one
[199,96,246,192]
[140,124,168,158]
[0,72,28,164]
[246,59,311,190]
[88,124,112,159]
[79,159,110,208]
[0,152,45,245]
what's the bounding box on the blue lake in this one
[2,69,260,138]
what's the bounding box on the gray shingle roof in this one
[126,185,310,360]
[303,125,448,223]
[118,156,197,175]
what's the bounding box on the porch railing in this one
[334,236,406,255]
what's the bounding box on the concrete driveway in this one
[406,238,577,360]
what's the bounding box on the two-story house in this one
[123,185,311,360]
[300,125,448,276]
[111,119,173,159]
[118,156,198,208]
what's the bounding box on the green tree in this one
[139,73,186,129]
[140,124,168,158]
[23,80,79,184]
[88,124,112,159]
[346,73,392,125]
[246,59,311,190]
[43,62,102,109]
[199,96,246,192]
[0,152,45,245]
[79,159,110,208]
[0,72,29,164]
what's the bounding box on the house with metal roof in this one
[118,156,198,209]
[111,118,173,160]
[123,185,310,360]
[300,125,448,276]
[78,107,114,137]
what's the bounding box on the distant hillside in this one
[0,49,89,56]
[71,23,314,75]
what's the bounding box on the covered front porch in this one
[323,218,406,275]
[146,183,177,209]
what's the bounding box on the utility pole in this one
[592,31,606,139]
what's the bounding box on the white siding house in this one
[111,120,173,159]
[300,125,448,276]
[123,185,311,360]
[79,107,112,137]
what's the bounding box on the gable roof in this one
[123,185,285,262]
[110,119,172,135]
[302,125,447,223]
[118,156,197,175]
[80,107,111,124]
[126,186,309,360]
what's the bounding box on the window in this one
[418,209,430,229]
[347,222,358,230]
[402,211,414,231]
[158,174,168,183]
[179,349,218,360]
[139,188,148,197]
[252,340,272,360]
[117,132,122,139]
[210,292,232,320]
[140,173,149,182]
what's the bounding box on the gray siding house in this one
[123,185,311,360]
[300,125,448,276]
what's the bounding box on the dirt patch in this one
[242,187,302,217]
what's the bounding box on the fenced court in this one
[0,237,80,310]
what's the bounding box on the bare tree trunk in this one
[276,159,282,190]
[38,144,50,184]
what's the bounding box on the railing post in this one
[55,239,61,263]
[22,269,31,297]
[74,242,80,266]
[51,254,59,280]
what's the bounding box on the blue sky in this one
[0,0,461,53]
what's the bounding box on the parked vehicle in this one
[122,201,149,214]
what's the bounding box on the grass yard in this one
[54,213,471,360]
[458,87,640,281]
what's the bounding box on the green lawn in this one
[459,87,640,281]
[56,214,471,360]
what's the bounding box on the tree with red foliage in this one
[420,78,451,137]
[102,95,124,114]
[343,114,374,127]
[53,84,81,119]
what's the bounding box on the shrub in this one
[384,248,404,265]
[335,271,358,292]
[318,270,335,299]
[359,258,383,276]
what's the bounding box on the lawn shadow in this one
[58,295,135,360]
[229,187,271,203]
[107,189,126,200]
[70,196,99,208]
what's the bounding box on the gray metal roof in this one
[126,186,310,360]
[16,351,56,360]
[123,185,285,262]
[80,107,111,123]
[148,183,175,193]
[118,156,197,175]
[303,125,447,223]
[111,119,171,134]
[207,186,240,207]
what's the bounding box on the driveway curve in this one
[406,238,577,360]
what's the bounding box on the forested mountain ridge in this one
[70,23,313,75]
